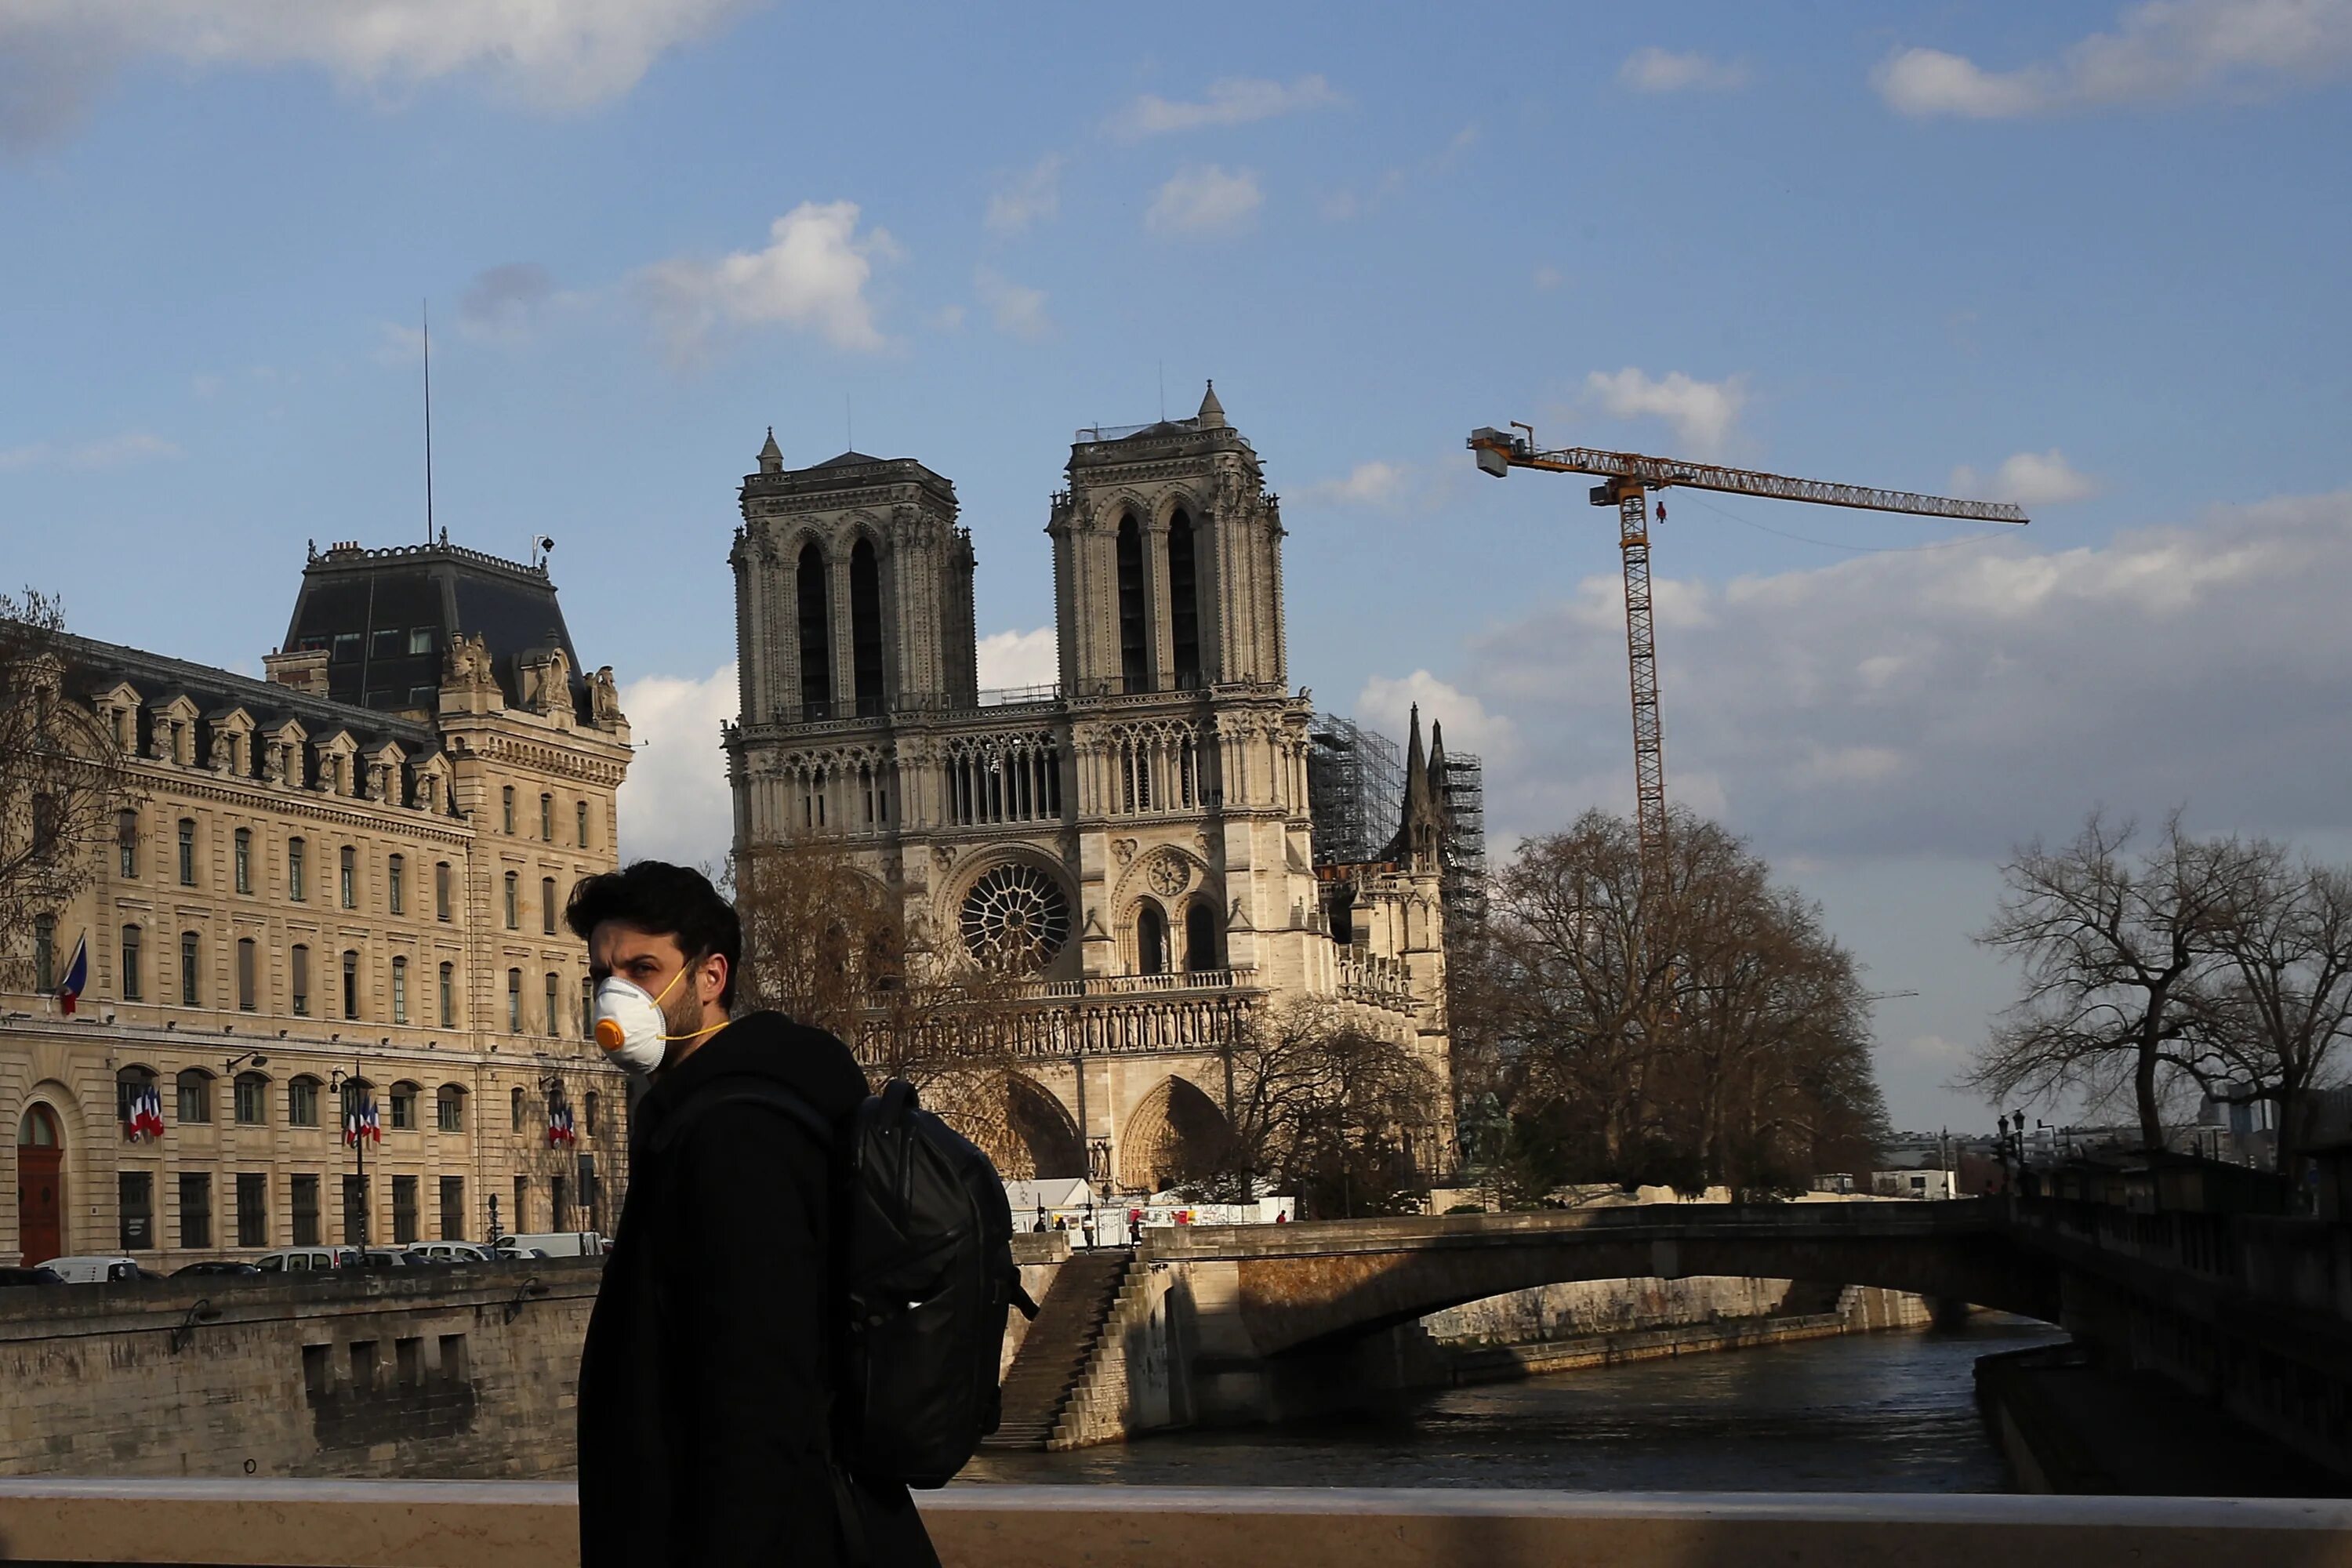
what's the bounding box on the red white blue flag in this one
[54,933,87,1016]
[125,1085,165,1142]
[546,1104,576,1147]
[345,1101,382,1147]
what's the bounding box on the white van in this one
[491,1232,609,1258]
[255,1247,356,1273]
[45,1255,152,1284]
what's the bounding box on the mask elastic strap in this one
[659,1020,730,1044]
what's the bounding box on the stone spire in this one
[757,426,783,475]
[1196,379,1227,429]
[1427,720,1453,840]
[1381,704,1443,870]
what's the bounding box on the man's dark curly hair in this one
[564,861,741,1010]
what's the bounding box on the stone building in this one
[2,540,631,1269]
[726,387,1454,1193]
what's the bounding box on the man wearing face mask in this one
[566,861,937,1567]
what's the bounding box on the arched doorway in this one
[1118,1076,1232,1194]
[1001,1076,1086,1181]
[16,1105,64,1265]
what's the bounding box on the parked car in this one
[403,1242,492,1265]
[354,1249,415,1269]
[45,1256,154,1284]
[173,1261,263,1277]
[254,1247,357,1273]
[490,1232,611,1258]
[0,1265,64,1287]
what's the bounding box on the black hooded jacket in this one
[577,1011,938,1567]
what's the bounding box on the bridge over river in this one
[998,1193,2352,1483]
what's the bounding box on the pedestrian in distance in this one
[569,861,936,1568]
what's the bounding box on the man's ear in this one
[699,953,730,1005]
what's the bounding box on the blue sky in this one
[7,1,2350,1134]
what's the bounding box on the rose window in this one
[960,865,1071,972]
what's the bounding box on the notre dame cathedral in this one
[724,386,1453,1194]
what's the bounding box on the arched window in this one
[119,924,143,1002]
[290,943,310,1016]
[1116,514,1149,694]
[387,853,405,915]
[388,1081,419,1131]
[234,827,252,893]
[236,937,257,1011]
[234,1071,269,1125]
[796,540,831,720]
[850,535,884,717]
[437,1083,466,1133]
[503,873,519,930]
[117,810,140,877]
[1167,508,1201,688]
[19,1103,58,1145]
[438,961,456,1029]
[341,949,359,1021]
[176,1068,214,1124]
[390,956,409,1025]
[1136,904,1167,977]
[180,931,201,1005]
[1185,899,1219,972]
[288,1075,321,1127]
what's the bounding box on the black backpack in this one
[670,1076,1035,1488]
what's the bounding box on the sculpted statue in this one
[590,665,623,723]
[444,632,495,688]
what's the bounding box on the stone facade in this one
[2,542,632,1269]
[726,388,1454,1192]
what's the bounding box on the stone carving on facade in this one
[209,730,233,771]
[590,666,623,724]
[445,633,495,689]
[1112,837,1138,866]
[1146,851,1190,898]
[932,844,957,870]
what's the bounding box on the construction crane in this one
[1467,426,2028,880]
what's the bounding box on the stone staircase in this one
[985,1247,1135,1450]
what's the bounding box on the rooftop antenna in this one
[422,299,435,546]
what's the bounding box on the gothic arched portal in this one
[1118,1075,1232,1194]
[795,541,830,719]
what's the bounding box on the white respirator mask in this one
[591,964,723,1076]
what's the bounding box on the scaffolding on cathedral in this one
[1436,749,1488,933]
[1306,713,1406,867]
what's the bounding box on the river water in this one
[958,1316,2067,1493]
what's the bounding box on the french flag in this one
[53,933,87,1016]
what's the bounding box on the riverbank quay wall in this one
[2009,1195,2352,1483]
[0,1236,1073,1482]
[4,1480,2352,1568]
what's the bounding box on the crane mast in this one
[1467,426,2028,882]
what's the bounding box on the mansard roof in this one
[57,631,440,760]
[280,537,589,720]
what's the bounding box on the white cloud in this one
[637,201,901,363]
[1949,449,2099,507]
[1353,670,1520,768]
[1112,74,1343,137]
[977,627,1058,691]
[459,261,557,339]
[614,662,737,872]
[1145,165,1263,237]
[1301,460,1413,508]
[975,267,1051,340]
[1457,487,2352,860]
[1875,0,2352,118]
[1585,366,1749,458]
[1619,47,1751,92]
[985,154,1063,236]
[0,0,755,151]
[0,431,182,470]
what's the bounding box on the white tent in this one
[1003,1178,1094,1220]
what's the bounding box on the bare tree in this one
[0,590,136,990]
[1464,808,1883,1196]
[1962,811,2267,1151]
[1207,1000,1443,1216]
[2180,858,2352,1171]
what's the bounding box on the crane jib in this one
[1464,434,2030,526]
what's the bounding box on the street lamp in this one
[328,1054,369,1252]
